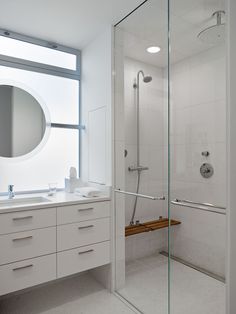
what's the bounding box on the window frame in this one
[0,29,82,192]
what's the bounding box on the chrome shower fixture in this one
[198,10,225,45]
[129,70,152,226]
[133,70,152,88]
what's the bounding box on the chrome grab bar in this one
[114,189,165,201]
[171,199,226,215]
[175,199,226,210]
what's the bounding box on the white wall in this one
[170,46,226,277]
[81,27,113,186]
[81,27,113,289]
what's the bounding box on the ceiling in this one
[117,0,226,67]
[0,0,144,49]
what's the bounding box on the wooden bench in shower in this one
[125,217,181,237]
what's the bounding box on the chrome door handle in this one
[115,189,165,200]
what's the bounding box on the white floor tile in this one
[119,253,225,314]
[0,274,135,314]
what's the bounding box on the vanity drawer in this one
[0,227,56,265]
[57,201,110,225]
[57,217,110,251]
[0,254,56,296]
[0,207,56,235]
[57,241,110,278]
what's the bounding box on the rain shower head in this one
[198,10,225,45]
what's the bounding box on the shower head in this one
[198,10,225,45]
[133,70,152,88]
[143,75,152,83]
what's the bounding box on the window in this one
[0,35,77,70]
[0,31,81,193]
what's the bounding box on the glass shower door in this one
[114,0,170,313]
[114,0,227,313]
[169,0,227,313]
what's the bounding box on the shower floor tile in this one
[119,253,225,314]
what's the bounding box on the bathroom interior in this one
[0,0,234,313]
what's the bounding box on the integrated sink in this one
[0,196,51,209]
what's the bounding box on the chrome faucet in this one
[8,185,15,199]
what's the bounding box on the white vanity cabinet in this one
[0,199,111,296]
[57,201,111,278]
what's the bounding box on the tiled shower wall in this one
[124,46,226,277]
[170,45,226,277]
[124,57,168,261]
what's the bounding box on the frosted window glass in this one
[0,36,76,70]
[0,128,78,192]
[0,65,79,124]
[88,107,106,184]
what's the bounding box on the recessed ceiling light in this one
[146,46,161,54]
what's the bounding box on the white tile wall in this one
[123,58,167,261]
[115,44,226,279]
[170,45,226,277]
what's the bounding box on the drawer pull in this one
[78,249,94,255]
[78,207,94,212]
[12,264,33,271]
[12,215,33,221]
[78,225,94,230]
[12,235,33,242]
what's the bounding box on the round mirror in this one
[0,85,46,158]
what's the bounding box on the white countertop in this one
[0,191,111,214]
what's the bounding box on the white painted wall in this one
[170,46,226,277]
[81,27,113,289]
[81,26,113,186]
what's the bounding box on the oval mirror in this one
[0,85,46,158]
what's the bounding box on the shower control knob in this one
[201,151,210,157]
[200,163,214,178]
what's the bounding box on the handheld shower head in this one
[133,70,152,88]
[143,75,152,83]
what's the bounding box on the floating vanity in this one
[0,192,111,296]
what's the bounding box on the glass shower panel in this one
[169,0,226,313]
[114,0,170,313]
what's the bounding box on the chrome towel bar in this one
[114,189,165,201]
[171,199,226,215]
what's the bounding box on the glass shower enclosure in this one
[114,0,226,313]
